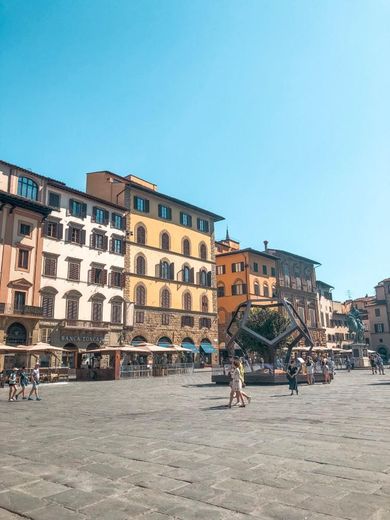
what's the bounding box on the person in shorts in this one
[15,367,29,400]
[28,363,41,401]
[8,367,18,401]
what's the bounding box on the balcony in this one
[0,303,43,317]
[61,320,110,330]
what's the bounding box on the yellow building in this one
[86,171,224,363]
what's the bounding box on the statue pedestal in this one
[350,343,370,368]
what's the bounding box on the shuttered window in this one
[91,301,103,322]
[42,295,54,318]
[135,311,145,323]
[134,196,150,213]
[111,303,122,324]
[110,271,123,288]
[43,256,57,277]
[66,299,79,320]
[161,289,170,308]
[89,267,107,286]
[69,199,87,218]
[67,261,81,281]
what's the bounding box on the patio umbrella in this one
[0,344,21,353]
[88,346,150,353]
[172,345,194,352]
[143,344,177,353]
[23,343,64,352]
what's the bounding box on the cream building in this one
[317,281,352,349]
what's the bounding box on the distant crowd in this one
[0,363,42,401]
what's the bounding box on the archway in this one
[63,343,77,369]
[6,322,27,346]
[131,335,147,346]
[181,337,198,354]
[158,336,172,347]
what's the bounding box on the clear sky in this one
[1,0,389,300]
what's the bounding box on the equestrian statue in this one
[346,306,365,343]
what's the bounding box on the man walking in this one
[28,363,41,401]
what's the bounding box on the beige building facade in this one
[316,281,352,349]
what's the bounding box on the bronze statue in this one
[347,307,365,343]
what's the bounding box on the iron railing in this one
[0,303,43,317]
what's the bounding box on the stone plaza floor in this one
[0,370,390,520]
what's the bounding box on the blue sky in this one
[1,0,389,300]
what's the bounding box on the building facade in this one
[0,160,127,368]
[266,244,326,346]
[86,171,224,362]
[215,235,277,348]
[362,279,390,361]
[316,281,352,349]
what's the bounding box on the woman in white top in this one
[228,359,245,408]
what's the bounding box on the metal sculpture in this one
[226,297,314,367]
[346,306,365,343]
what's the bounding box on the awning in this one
[181,342,198,353]
[200,342,217,354]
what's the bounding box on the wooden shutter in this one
[144,199,150,213]
[80,229,86,245]
[190,268,194,284]
[43,221,49,236]
[158,204,162,217]
[103,236,108,251]
[155,263,160,278]
[90,233,95,248]
[81,203,87,218]
[169,263,175,280]
[121,272,126,288]
[232,263,236,273]
[207,271,212,287]
[196,271,200,285]
[232,285,237,296]
[65,226,70,242]
[69,199,74,214]
[88,268,94,284]
[241,262,245,271]
[242,284,248,294]
[57,223,63,239]
[104,210,109,224]
[103,269,108,285]
[168,207,172,220]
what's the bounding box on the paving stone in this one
[28,503,86,520]
[49,488,103,510]
[16,480,70,498]
[80,497,149,519]
[0,491,44,515]
[0,508,24,519]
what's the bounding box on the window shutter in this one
[90,233,95,248]
[92,207,96,222]
[108,272,112,287]
[103,270,108,285]
[88,269,92,284]
[190,268,194,283]
[158,204,162,217]
[232,285,237,296]
[133,196,137,209]
[207,271,212,287]
[80,230,86,245]
[121,272,126,288]
[57,223,63,239]
[145,199,150,213]
[103,236,108,251]
[196,271,200,285]
[43,221,49,236]
[155,263,160,278]
[121,239,126,255]
[232,264,236,273]
[81,203,87,218]
[168,207,172,220]
[104,210,109,224]
[69,199,74,214]
[170,263,175,280]
[240,262,245,271]
[65,227,70,242]
[242,284,247,294]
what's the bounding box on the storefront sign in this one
[60,335,105,343]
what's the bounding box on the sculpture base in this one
[349,343,370,368]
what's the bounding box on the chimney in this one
[263,240,269,251]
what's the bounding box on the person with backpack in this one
[28,363,41,401]
[15,367,29,400]
[8,367,18,401]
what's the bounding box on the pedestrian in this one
[306,356,315,385]
[28,363,41,401]
[286,360,300,395]
[228,359,246,408]
[8,367,18,401]
[234,357,251,405]
[346,357,351,372]
[369,355,377,375]
[376,354,385,375]
[15,367,29,400]
[322,359,331,384]
[328,358,335,380]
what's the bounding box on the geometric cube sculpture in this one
[226,297,314,367]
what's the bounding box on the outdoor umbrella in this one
[0,344,21,353]
[171,345,194,352]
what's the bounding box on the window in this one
[92,207,108,224]
[43,255,57,277]
[201,295,209,313]
[111,213,124,230]
[271,267,276,277]
[17,249,29,269]
[41,294,54,318]
[134,196,149,213]
[67,260,81,281]
[67,226,86,245]
[89,267,107,286]
[19,223,31,236]
[180,212,192,227]
[66,298,79,321]
[200,243,207,260]
[308,308,316,327]
[48,192,61,209]
[161,232,170,251]
[136,256,146,275]
[283,264,290,287]
[111,237,124,254]
[253,263,259,273]
[183,239,191,256]
[199,270,207,287]
[374,323,384,333]
[91,232,108,250]
[14,291,26,310]
[181,315,194,327]
[200,317,211,328]
[232,262,244,273]
[297,305,305,322]
[375,308,381,317]
[254,282,260,296]
[263,283,269,297]
[161,313,170,325]
[158,204,172,220]
[160,261,171,280]
[110,271,123,288]
[320,312,325,327]
[91,301,103,322]
[44,220,63,240]
[197,218,209,232]
[216,265,226,275]
[183,292,192,311]
[18,177,38,200]
[69,199,87,219]
[136,225,146,244]
[182,265,191,283]
[111,301,122,324]
[217,284,225,297]
[135,311,144,323]
[135,285,146,306]
[232,282,247,295]
[262,265,268,275]
[161,288,170,308]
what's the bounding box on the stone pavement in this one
[0,370,390,520]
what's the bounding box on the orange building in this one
[216,235,277,356]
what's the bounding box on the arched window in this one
[217,283,225,297]
[200,243,207,260]
[65,290,82,321]
[199,269,207,287]
[183,239,191,256]
[263,283,269,297]
[40,287,58,319]
[158,336,172,347]
[161,232,170,251]
[111,297,123,324]
[161,288,170,308]
[18,176,38,201]
[135,255,146,275]
[201,295,209,313]
[254,281,260,296]
[136,225,146,245]
[161,261,170,280]
[182,265,191,283]
[91,294,105,322]
[135,284,146,306]
[183,292,192,311]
